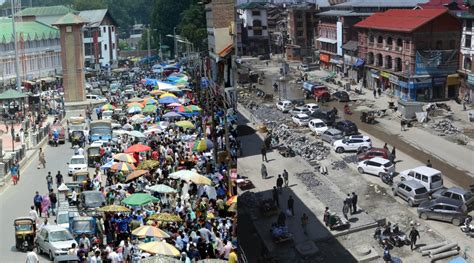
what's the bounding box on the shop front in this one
[446,74,460,99]
[329,56,343,73]
[319,53,330,70]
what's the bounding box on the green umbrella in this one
[122,193,159,206]
[143,104,157,113]
[147,184,177,194]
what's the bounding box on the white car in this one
[55,210,72,229]
[308,119,328,135]
[36,225,77,260]
[102,110,113,120]
[292,114,310,126]
[304,103,320,113]
[276,100,293,113]
[289,106,310,116]
[86,94,107,102]
[67,155,87,176]
[333,135,372,153]
[357,157,395,177]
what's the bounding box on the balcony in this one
[376,43,383,48]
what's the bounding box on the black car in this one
[334,120,358,136]
[332,91,350,102]
[80,191,106,209]
[311,109,336,126]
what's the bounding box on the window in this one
[465,35,471,48]
[396,38,403,47]
[415,173,421,180]
[377,36,383,44]
[369,35,374,43]
[464,56,471,70]
[103,27,106,33]
[435,40,442,49]
[421,175,428,183]
[252,10,260,16]
[253,20,262,27]
[296,22,303,28]
[253,29,262,36]
[451,194,462,200]
[387,37,393,46]
[467,20,472,30]
[104,44,108,51]
[297,31,303,37]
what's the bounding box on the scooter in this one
[461,216,474,237]
[381,172,395,186]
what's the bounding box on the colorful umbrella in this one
[147,184,177,194]
[132,226,170,238]
[137,160,160,170]
[125,170,148,182]
[125,144,152,153]
[138,241,180,256]
[101,103,115,111]
[192,138,214,152]
[162,111,182,119]
[97,205,131,213]
[122,193,159,206]
[143,104,157,113]
[159,93,177,99]
[144,128,163,135]
[174,105,202,113]
[167,102,182,108]
[159,97,179,104]
[149,89,163,95]
[127,102,144,108]
[110,162,136,172]
[169,170,212,185]
[128,97,143,103]
[144,98,157,105]
[112,153,136,163]
[226,195,237,205]
[149,213,183,222]
[128,106,142,114]
[129,130,146,138]
[175,120,194,129]
[122,124,133,130]
[228,202,237,213]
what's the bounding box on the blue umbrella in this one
[159,97,179,104]
[101,160,116,170]
[162,111,182,119]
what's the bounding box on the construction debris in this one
[331,160,348,170]
[430,120,461,135]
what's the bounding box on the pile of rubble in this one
[331,160,348,170]
[249,104,288,123]
[430,120,461,135]
[269,123,331,161]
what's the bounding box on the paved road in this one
[0,137,79,262]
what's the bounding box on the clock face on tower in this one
[66,26,72,33]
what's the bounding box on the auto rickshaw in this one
[71,130,85,148]
[87,146,101,167]
[360,111,376,124]
[14,217,36,252]
[65,182,83,205]
[73,171,89,183]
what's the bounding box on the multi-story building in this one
[79,9,119,69]
[356,9,461,101]
[416,0,469,10]
[457,11,474,102]
[0,17,61,89]
[286,3,317,59]
[125,24,145,50]
[237,2,270,56]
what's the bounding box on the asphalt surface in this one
[0,139,80,262]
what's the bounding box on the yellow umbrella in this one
[159,93,177,99]
[175,120,194,130]
[110,162,136,172]
[112,153,136,163]
[169,170,212,185]
[138,241,180,257]
[128,102,144,109]
[207,212,215,219]
[97,205,131,213]
[149,213,183,222]
[132,225,170,238]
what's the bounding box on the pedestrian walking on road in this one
[383,143,389,151]
[15,160,20,181]
[426,159,432,168]
[409,226,420,251]
[287,196,294,216]
[391,147,396,162]
[261,144,268,162]
[46,172,53,192]
[323,207,330,226]
[29,205,39,224]
[25,247,39,263]
[10,162,18,185]
[351,192,358,214]
[282,169,289,187]
[373,89,377,99]
[342,202,349,220]
[37,147,46,169]
[49,189,57,216]
[400,119,405,131]
[276,174,283,193]
[261,163,268,179]
[301,213,309,235]
[377,87,382,97]
[272,187,279,207]
[56,171,63,188]
[33,191,43,217]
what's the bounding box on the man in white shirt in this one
[90,250,101,263]
[71,190,78,206]
[107,249,120,263]
[29,206,38,223]
[26,248,39,263]
[77,146,85,156]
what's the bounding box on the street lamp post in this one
[10,0,21,90]
[173,27,178,60]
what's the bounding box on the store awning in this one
[0,89,27,100]
[218,44,234,58]
[316,37,337,44]
[342,40,358,52]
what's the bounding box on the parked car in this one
[54,255,80,263]
[55,210,70,229]
[289,106,310,116]
[304,103,320,113]
[301,64,310,71]
[292,114,310,126]
[357,157,395,177]
[332,91,350,102]
[333,135,372,153]
[310,109,336,126]
[334,120,358,136]
[417,197,468,225]
[356,147,391,161]
[80,191,106,209]
[85,94,107,102]
[67,155,87,176]
[431,187,474,211]
[399,166,444,193]
[276,100,293,113]
[308,119,328,135]
[392,180,430,207]
[36,225,77,260]
[320,128,343,144]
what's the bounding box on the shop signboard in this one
[433,77,446,86]
[320,54,330,63]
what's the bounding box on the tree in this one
[178,3,207,52]
[138,28,156,51]
[73,0,106,11]
[150,0,192,57]
[118,39,130,51]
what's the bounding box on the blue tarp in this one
[354,58,365,67]
[159,97,179,104]
[145,78,159,86]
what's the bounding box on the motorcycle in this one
[53,137,59,147]
[461,216,474,237]
[389,224,411,247]
[381,172,395,186]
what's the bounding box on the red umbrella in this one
[125,144,152,153]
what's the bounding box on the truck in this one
[303,82,330,102]
[89,120,112,142]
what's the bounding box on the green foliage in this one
[138,28,156,51]
[73,0,106,11]
[178,3,207,52]
[118,39,130,51]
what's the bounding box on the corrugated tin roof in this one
[0,18,59,43]
[18,5,77,16]
[342,40,358,51]
[78,9,108,27]
[318,10,373,16]
[237,2,266,9]
[52,12,86,26]
[354,9,448,32]
[336,0,429,7]
[417,0,468,10]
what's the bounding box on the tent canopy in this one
[0,89,27,100]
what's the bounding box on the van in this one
[399,166,444,193]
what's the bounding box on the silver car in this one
[431,187,474,212]
[320,128,343,144]
[392,180,430,207]
[417,197,468,226]
[36,225,77,260]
